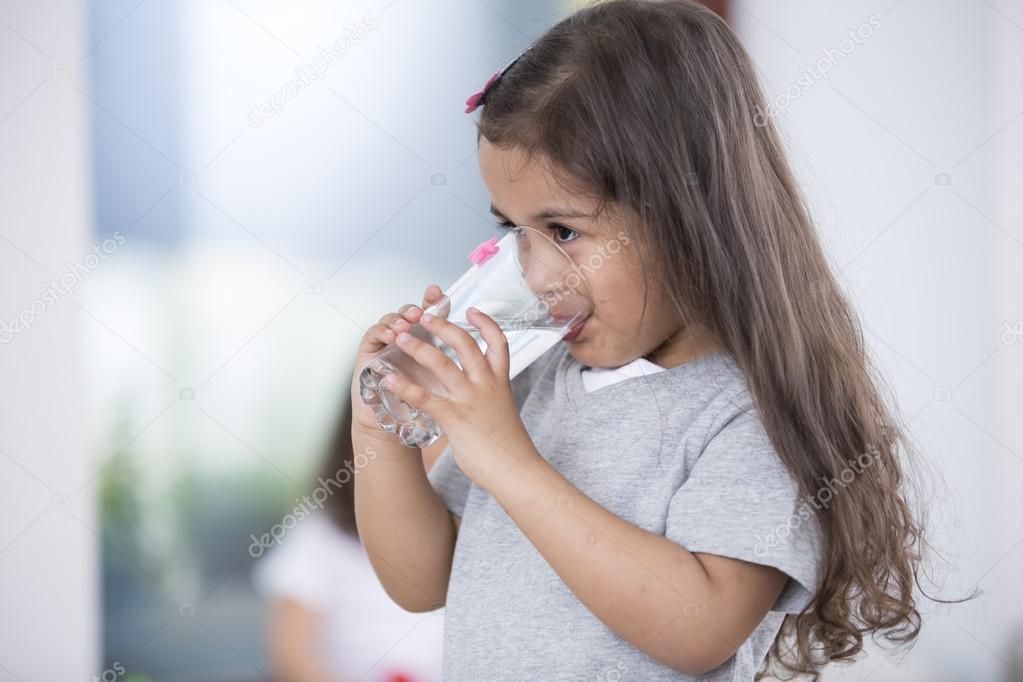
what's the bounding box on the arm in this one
[353,428,457,612]
[421,435,462,532]
[420,434,448,472]
[484,449,787,676]
[351,285,459,612]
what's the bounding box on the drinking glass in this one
[359,225,591,448]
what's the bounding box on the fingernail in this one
[397,332,411,343]
[422,313,433,322]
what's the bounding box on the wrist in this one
[484,445,575,530]
[475,435,546,496]
[351,426,419,463]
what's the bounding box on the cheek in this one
[589,270,647,325]
[575,236,649,318]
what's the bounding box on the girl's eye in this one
[494,220,579,244]
[550,224,579,243]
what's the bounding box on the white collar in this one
[579,356,666,393]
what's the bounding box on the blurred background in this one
[0,0,1021,680]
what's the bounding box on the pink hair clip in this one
[463,47,531,114]
[468,237,500,265]
[464,70,502,114]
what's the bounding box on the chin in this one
[564,336,647,370]
[563,340,590,364]
[564,340,610,369]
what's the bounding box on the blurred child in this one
[253,382,444,682]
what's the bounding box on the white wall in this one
[734,1,1023,679]
[0,0,99,679]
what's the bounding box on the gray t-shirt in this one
[428,342,823,680]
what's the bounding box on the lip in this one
[562,316,588,342]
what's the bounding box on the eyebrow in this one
[489,204,592,221]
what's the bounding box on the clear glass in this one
[359,225,591,448]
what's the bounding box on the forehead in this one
[476,138,633,241]
[478,138,564,199]
[477,138,599,216]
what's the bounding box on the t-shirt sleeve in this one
[427,443,471,517]
[664,407,823,614]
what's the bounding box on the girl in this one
[352,1,926,679]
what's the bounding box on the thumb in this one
[421,283,443,306]
[421,284,450,318]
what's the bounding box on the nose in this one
[516,227,565,297]
[514,227,589,322]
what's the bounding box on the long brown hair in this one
[476,1,937,677]
[318,378,358,539]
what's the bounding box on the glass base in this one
[359,358,443,449]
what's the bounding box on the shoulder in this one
[652,350,754,435]
[664,354,800,500]
[694,404,783,480]
[680,357,784,478]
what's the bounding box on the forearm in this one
[486,449,774,675]
[353,429,455,611]
[420,433,449,471]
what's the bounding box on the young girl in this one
[352,1,925,679]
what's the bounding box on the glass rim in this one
[508,224,590,295]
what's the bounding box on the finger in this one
[423,285,452,320]
[359,323,396,354]
[419,311,489,380]
[398,303,423,325]
[393,327,472,394]
[421,283,443,308]
[376,311,411,337]
[388,315,414,335]
[380,306,419,337]
[398,302,422,318]
[467,307,509,379]
[432,297,452,320]
[374,324,396,345]
[380,372,437,412]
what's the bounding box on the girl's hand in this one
[350,283,447,443]
[378,307,536,489]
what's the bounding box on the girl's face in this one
[478,138,697,369]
